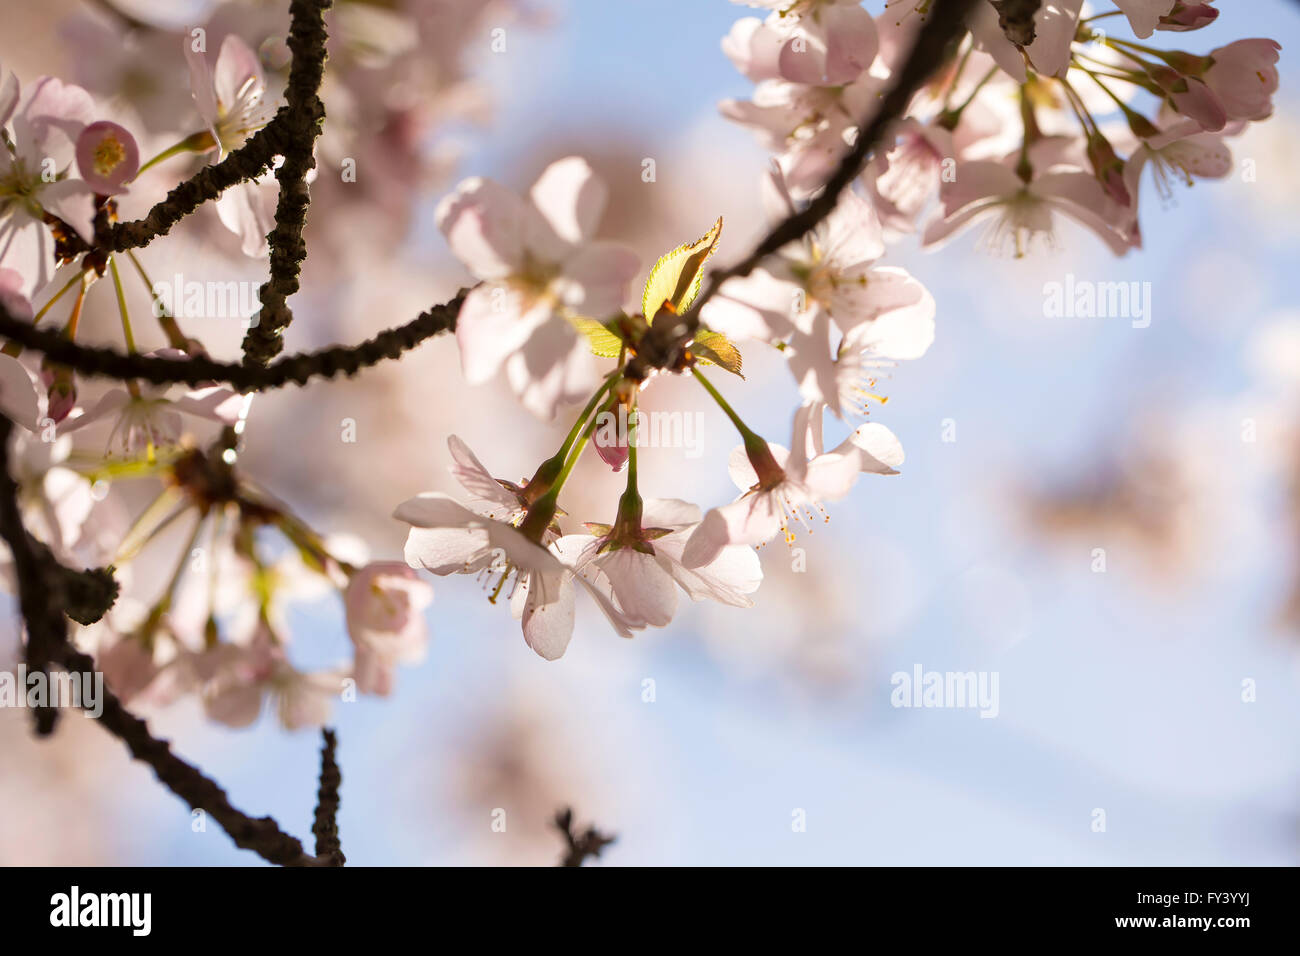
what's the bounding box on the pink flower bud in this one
[1086,134,1132,207]
[1205,39,1282,122]
[40,362,77,423]
[1150,67,1227,132]
[1158,3,1219,33]
[75,120,140,195]
[594,431,629,472]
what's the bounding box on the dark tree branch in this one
[100,0,332,261]
[312,728,345,866]
[1,412,336,866]
[0,289,466,390]
[553,807,616,867]
[0,416,70,735]
[627,0,982,380]
[101,126,284,252]
[243,0,333,367]
[51,637,329,866]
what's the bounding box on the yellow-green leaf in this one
[642,216,723,321]
[571,317,625,358]
[692,329,744,378]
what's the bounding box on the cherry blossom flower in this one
[702,174,934,415]
[0,72,96,297]
[436,157,640,420]
[61,352,244,457]
[557,497,762,628]
[1114,0,1180,39]
[862,117,956,233]
[704,174,904,339]
[1203,39,1282,123]
[185,34,279,257]
[682,403,900,567]
[0,347,93,560]
[1121,115,1235,213]
[725,0,879,87]
[75,120,139,195]
[344,561,433,696]
[185,34,277,160]
[395,491,580,659]
[923,160,1135,257]
[200,625,345,731]
[968,0,1085,82]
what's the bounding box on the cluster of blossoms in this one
[58,0,537,260]
[396,153,921,658]
[0,0,1286,733]
[0,0,532,728]
[723,0,1280,256]
[394,0,1283,660]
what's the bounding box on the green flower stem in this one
[134,131,217,178]
[125,250,190,349]
[524,370,621,501]
[518,404,610,542]
[693,367,760,444]
[136,514,205,649]
[113,484,189,565]
[108,256,143,399]
[693,367,783,485]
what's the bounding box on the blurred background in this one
[2,0,1299,865]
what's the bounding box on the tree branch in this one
[0,416,70,735]
[101,126,285,252]
[0,412,336,866]
[312,728,345,866]
[0,288,466,390]
[243,0,333,366]
[553,807,616,867]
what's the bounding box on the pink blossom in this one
[1114,0,1179,39]
[75,120,139,194]
[703,175,935,416]
[185,34,279,256]
[682,403,896,567]
[1204,39,1282,122]
[968,0,1085,82]
[344,562,433,696]
[725,1,879,87]
[61,353,244,456]
[200,627,345,731]
[923,160,1136,257]
[396,491,581,659]
[1157,2,1219,32]
[436,157,639,420]
[557,498,762,628]
[0,73,97,297]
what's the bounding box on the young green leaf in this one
[642,216,723,321]
[571,316,626,358]
[692,329,744,378]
